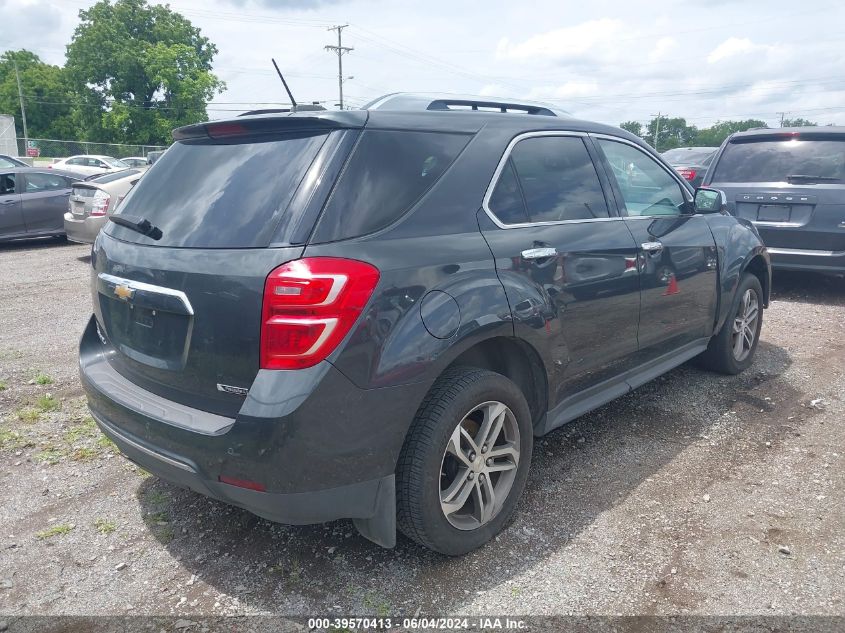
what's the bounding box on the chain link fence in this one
[15,138,167,162]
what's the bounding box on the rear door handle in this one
[521,247,558,260]
[641,241,663,254]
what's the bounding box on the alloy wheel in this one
[731,288,759,362]
[439,400,521,530]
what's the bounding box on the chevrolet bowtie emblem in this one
[114,284,135,301]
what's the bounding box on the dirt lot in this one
[1,239,843,618]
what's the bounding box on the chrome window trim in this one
[481,130,623,229]
[97,272,194,316]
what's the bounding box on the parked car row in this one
[665,127,845,275]
[0,165,145,243]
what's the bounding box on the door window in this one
[0,173,16,195]
[66,157,83,166]
[598,139,686,216]
[488,135,609,224]
[25,173,68,192]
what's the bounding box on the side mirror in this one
[693,187,728,214]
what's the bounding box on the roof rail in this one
[363,93,569,117]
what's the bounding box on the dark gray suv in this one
[80,94,771,555]
[704,126,845,274]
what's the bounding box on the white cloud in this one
[648,37,677,62]
[707,37,759,63]
[496,19,624,62]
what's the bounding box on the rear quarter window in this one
[312,130,470,242]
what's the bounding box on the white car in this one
[50,155,130,177]
[120,156,151,169]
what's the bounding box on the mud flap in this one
[353,474,396,548]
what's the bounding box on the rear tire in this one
[396,366,533,555]
[698,273,763,374]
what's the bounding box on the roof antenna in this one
[271,58,297,110]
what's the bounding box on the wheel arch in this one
[743,251,771,308]
[442,336,548,430]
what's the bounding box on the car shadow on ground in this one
[770,271,844,307]
[135,340,796,614]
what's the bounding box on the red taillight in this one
[218,475,266,492]
[90,190,111,216]
[260,257,380,370]
[206,122,248,138]
[677,168,696,181]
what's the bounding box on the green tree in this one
[695,119,767,146]
[781,117,817,127]
[619,120,643,137]
[65,0,225,145]
[0,50,80,140]
[646,116,698,152]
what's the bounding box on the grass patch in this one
[144,489,170,505]
[362,593,391,618]
[35,445,65,465]
[94,518,116,535]
[0,427,34,450]
[0,380,7,391]
[34,372,54,385]
[268,559,302,587]
[148,510,169,524]
[16,408,40,423]
[36,523,74,539]
[71,446,99,461]
[97,434,118,453]
[64,417,98,444]
[36,395,60,412]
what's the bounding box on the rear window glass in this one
[662,148,717,165]
[712,138,845,183]
[106,132,329,248]
[90,169,140,184]
[313,130,470,242]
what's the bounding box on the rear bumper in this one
[767,247,845,273]
[64,213,105,244]
[79,316,426,545]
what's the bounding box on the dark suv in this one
[80,94,770,555]
[704,126,845,274]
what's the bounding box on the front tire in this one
[698,273,763,374]
[396,366,533,555]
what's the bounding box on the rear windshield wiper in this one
[109,215,163,240]
[786,174,841,182]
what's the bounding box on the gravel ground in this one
[0,239,843,618]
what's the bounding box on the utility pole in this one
[651,112,661,152]
[777,112,787,127]
[13,60,29,152]
[325,24,353,110]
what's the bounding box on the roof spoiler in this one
[172,110,367,141]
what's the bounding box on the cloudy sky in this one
[2,0,845,129]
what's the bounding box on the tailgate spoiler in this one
[173,111,369,141]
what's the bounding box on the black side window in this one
[488,160,530,224]
[25,173,68,192]
[314,130,470,242]
[489,136,609,224]
[0,173,16,194]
